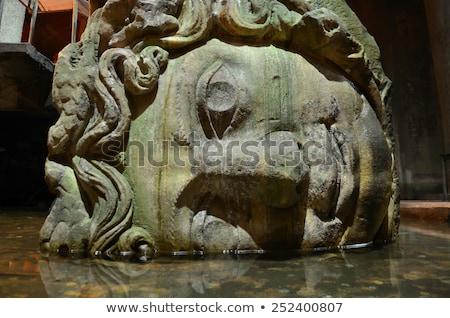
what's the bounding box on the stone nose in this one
[191,132,310,208]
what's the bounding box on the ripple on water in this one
[1,211,450,297]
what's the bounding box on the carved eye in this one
[196,61,246,139]
[206,81,237,113]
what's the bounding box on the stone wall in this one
[424,1,450,154]
[347,0,446,199]
[0,0,26,43]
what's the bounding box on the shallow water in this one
[1,209,449,298]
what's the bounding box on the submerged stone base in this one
[40,0,399,257]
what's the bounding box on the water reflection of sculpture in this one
[38,248,404,297]
[40,0,399,257]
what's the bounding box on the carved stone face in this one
[40,0,398,257]
[125,39,392,252]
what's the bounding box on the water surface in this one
[1,209,449,297]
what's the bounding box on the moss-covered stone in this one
[41,0,399,257]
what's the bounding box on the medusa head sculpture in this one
[40,0,399,256]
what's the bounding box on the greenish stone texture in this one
[40,0,399,256]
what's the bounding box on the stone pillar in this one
[0,0,26,43]
[0,1,3,32]
[424,0,450,153]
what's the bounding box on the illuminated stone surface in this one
[40,0,399,256]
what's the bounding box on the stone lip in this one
[0,43,54,72]
[175,174,308,251]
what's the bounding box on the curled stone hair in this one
[41,0,398,256]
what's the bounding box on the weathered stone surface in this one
[40,0,399,256]
[0,0,27,43]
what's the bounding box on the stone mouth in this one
[175,175,308,251]
[172,126,356,252]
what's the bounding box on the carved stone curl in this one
[40,0,399,256]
